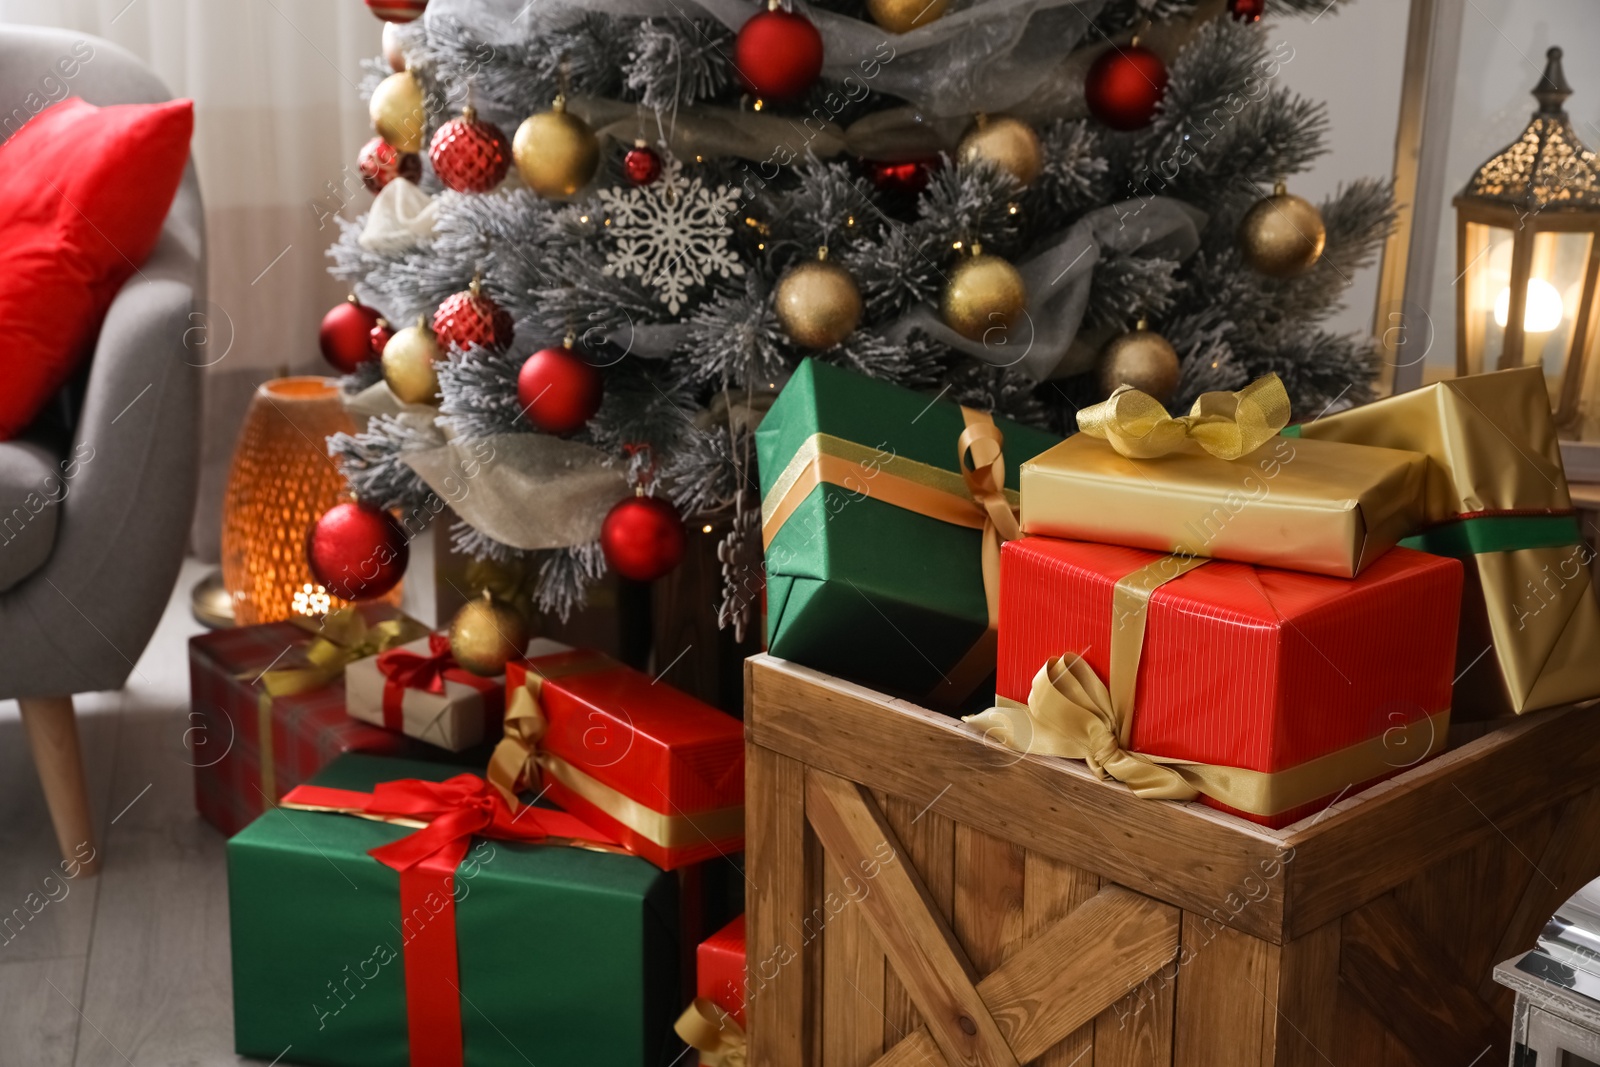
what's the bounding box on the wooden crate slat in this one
[1257,919,1340,1067]
[954,826,1028,973]
[1284,701,1600,939]
[1479,784,1600,1004]
[821,848,888,1067]
[1096,970,1175,1066]
[804,769,1022,1067]
[880,794,956,1051]
[746,739,812,1067]
[1339,894,1509,1064]
[1022,851,1099,1066]
[749,657,1287,943]
[866,885,1180,1067]
[1173,915,1274,1067]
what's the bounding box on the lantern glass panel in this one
[1504,230,1593,403]
[1463,220,1511,376]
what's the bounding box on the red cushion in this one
[0,97,193,440]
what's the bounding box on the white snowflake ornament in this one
[597,157,745,314]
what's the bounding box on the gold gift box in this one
[1019,432,1427,578]
[1293,366,1600,718]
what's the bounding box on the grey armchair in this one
[0,26,204,875]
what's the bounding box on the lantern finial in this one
[1534,47,1574,115]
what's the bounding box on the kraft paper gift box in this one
[188,605,430,835]
[1288,365,1600,718]
[1019,374,1428,578]
[345,633,506,752]
[755,358,1059,708]
[494,640,745,871]
[227,753,683,1067]
[975,537,1464,828]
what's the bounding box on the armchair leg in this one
[18,695,101,877]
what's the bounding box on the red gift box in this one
[698,914,746,1029]
[496,642,744,870]
[188,604,429,836]
[994,537,1462,827]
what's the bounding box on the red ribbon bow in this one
[377,633,458,696]
[279,774,619,1067]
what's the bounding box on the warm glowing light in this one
[753,99,765,111]
[702,524,714,534]
[1493,278,1565,332]
[952,240,963,250]
[579,214,589,223]
[292,582,332,617]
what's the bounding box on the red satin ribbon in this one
[376,634,458,731]
[279,774,617,1067]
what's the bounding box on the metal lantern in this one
[1453,47,1600,430]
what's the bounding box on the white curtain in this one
[0,0,390,556]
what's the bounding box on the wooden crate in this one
[744,654,1600,1067]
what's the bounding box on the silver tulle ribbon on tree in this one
[349,384,630,550]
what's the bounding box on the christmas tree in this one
[325,0,1392,630]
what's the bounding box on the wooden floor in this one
[0,559,273,1067]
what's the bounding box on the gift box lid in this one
[698,914,746,1026]
[998,537,1463,773]
[510,641,744,816]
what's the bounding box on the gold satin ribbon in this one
[1077,373,1292,461]
[490,662,746,850]
[248,608,428,805]
[964,557,1451,817]
[759,408,1021,704]
[674,998,747,1067]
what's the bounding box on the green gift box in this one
[227,753,681,1067]
[756,359,1059,707]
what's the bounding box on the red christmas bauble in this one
[369,317,394,358]
[306,501,409,601]
[1228,0,1264,21]
[863,156,940,196]
[623,143,663,185]
[429,107,511,193]
[516,345,603,434]
[319,296,383,373]
[432,280,514,352]
[601,494,685,582]
[734,7,824,101]
[365,0,426,22]
[358,136,422,194]
[1085,45,1169,131]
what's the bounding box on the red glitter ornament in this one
[601,493,685,582]
[516,344,603,434]
[306,501,409,601]
[1084,44,1170,131]
[428,106,511,194]
[319,296,383,373]
[1228,0,1264,21]
[432,277,514,352]
[734,3,824,101]
[863,156,940,196]
[358,136,422,194]
[623,142,663,185]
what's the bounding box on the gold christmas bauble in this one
[866,0,949,33]
[958,116,1042,187]
[370,70,426,154]
[1097,322,1181,404]
[1238,182,1326,277]
[942,251,1027,342]
[382,317,442,404]
[513,98,600,199]
[775,254,862,349]
[448,592,531,677]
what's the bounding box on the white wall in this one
[1271,0,1412,340]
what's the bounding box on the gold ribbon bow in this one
[964,554,1451,818]
[674,998,747,1067]
[248,607,428,806]
[1077,373,1291,461]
